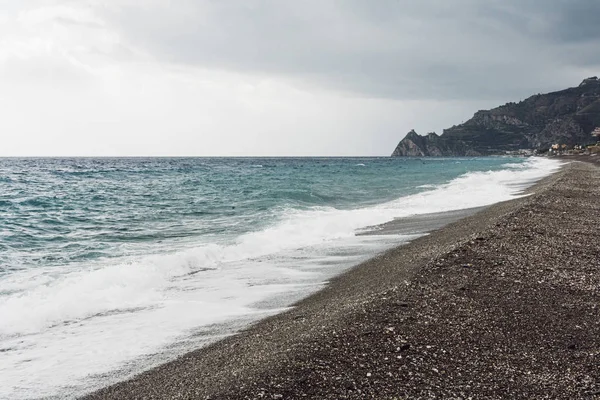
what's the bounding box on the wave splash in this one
[0,157,562,399]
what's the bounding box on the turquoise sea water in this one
[0,157,561,399]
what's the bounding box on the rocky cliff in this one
[392,77,600,156]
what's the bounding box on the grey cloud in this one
[547,1,600,42]
[101,0,600,101]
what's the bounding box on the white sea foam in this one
[0,157,563,399]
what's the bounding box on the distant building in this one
[580,76,599,86]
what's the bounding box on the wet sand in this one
[556,153,600,166]
[85,161,599,399]
[357,207,487,236]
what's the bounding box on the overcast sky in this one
[1,0,599,156]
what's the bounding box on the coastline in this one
[85,160,599,399]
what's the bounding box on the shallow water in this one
[0,156,562,399]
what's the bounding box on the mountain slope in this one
[392,77,600,156]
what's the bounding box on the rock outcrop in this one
[391,130,474,157]
[392,77,600,156]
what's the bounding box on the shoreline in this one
[86,161,600,399]
[357,206,487,236]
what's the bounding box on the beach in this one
[1,157,558,399]
[3,2,600,398]
[85,160,599,399]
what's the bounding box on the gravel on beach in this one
[86,161,600,400]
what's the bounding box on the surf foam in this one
[0,157,562,399]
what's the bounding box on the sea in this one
[0,156,562,399]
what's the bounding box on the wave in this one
[0,157,563,399]
[0,157,561,335]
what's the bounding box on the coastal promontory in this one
[392,77,600,156]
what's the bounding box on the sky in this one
[0,0,599,156]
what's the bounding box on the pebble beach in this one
[86,160,599,400]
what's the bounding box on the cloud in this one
[546,0,600,43]
[0,0,598,156]
[0,2,140,85]
[99,0,600,101]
